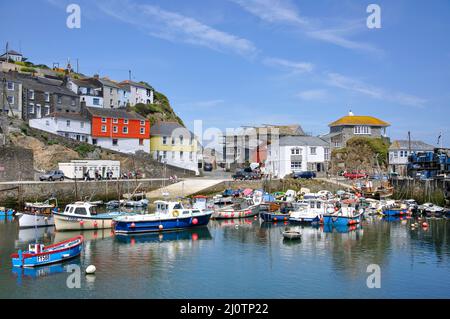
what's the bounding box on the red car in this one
[343,172,368,180]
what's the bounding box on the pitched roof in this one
[329,115,390,127]
[256,124,305,136]
[99,77,121,89]
[86,107,146,121]
[17,73,78,97]
[70,77,102,89]
[45,112,89,121]
[389,140,435,151]
[0,50,22,57]
[279,135,329,147]
[119,80,153,90]
[150,121,193,137]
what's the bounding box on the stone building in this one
[322,111,390,151]
[0,71,23,119]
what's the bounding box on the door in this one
[36,105,41,118]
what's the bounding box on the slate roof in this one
[17,73,78,97]
[99,77,121,89]
[279,135,330,147]
[86,107,146,121]
[0,50,22,57]
[150,121,194,137]
[389,140,435,151]
[119,80,153,90]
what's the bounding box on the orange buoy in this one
[79,220,84,226]
[192,218,198,225]
[274,217,278,221]
[422,222,429,228]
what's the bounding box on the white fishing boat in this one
[289,199,334,223]
[16,198,58,229]
[54,202,129,231]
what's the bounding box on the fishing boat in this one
[0,207,15,217]
[289,199,334,224]
[323,206,364,226]
[54,202,130,231]
[113,200,212,234]
[10,235,83,268]
[383,206,410,217]
[16,198,58,228]
[212,197,260,219]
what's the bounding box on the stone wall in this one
[0,178,168,207]
[391,178,449,206]
[0,146,34,182]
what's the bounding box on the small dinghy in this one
[11,235,84,268]
[282,230,302,240]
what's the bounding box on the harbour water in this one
[0,216,449,299]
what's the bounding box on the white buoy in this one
[86,265,96,274]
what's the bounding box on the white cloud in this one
[263,57,314,73]
[326,73,427,107]
[296,89,328,101]
[230,0,381,54]
[97,0,258,57]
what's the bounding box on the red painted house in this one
[87,107,150,154]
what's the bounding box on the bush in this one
[75,144,95,157]
[20,66,37,73]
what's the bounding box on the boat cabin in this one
[63,202,97,217]
[154,200,201,216]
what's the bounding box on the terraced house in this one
[150,121,199,174]
[19,73,80,120]
[67,77,104,108]
[0,71,23,119]
[119,80,154,106]
[322,111,390,151]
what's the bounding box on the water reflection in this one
[115,227,212,244]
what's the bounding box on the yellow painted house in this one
[150,121,199,174]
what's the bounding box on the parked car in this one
[203,163,213,172]
[343,172,368,180]
[232,168,261,180]
[39,170,65,181]
[292,171,316,179]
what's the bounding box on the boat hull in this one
[114,213,212,234]
[11,236,83,268]
[323,214,362,226]
[17,213,54,228]
[212,205,260,219]
[260,211,290,222]
[54,213,113,231]
[383,209,409,217]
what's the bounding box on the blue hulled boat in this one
[11,235,83,268]
[383,208,409,216]
[114,200,212,234]
[260,211,290,222]
[323,207,363,226]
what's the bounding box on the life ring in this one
[172,210,180,217]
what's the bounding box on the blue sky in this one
[1,0,449,146]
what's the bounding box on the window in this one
[113,126,118,133]
[101,117,107,123]
[74,208,87,216]
[113,118,118,124]
[140,120,145,126]
[354,126,371,135]
[123,126,128,134]
[140,127,145,134]
[291,148,301,155]
[29,104,34,114]
[162,136,168,145]
[93,98,100,106]
[71,98,76,106]
[172,152,175,159]
[7,82,14,90]
[162,151,167,159]
[29,90,34,100]
[139,139,144,146]
[57,95,62,104]
[180,151,184,160]
[44,105,50,116]
[179,135,184,145]
[124,119,129,124]
[310,147,317,155]
[324,148,330,161]
[66,120,71,127]
[7,96,14,105]
[112,139,118,146]
[171,137,175,145]
[44,92,50,102]
[110,99,113,106]
[290,161,302,170]
[101,125,107,133]
[92,139,97,145]
[45,120,50,126]
[189,152,193,161]
[80,121,84,129]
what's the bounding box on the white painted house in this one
[265,136,329,178]
[119,80,154,106]
[389,140,435,176]
[59,160,120,179]
[29,113,91,143]
[67,78,104,108]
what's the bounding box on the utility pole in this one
[129,70,131,81]
[408,131,411,154]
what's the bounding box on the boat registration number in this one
[37,255,50,263]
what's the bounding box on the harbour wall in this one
[0,178,169,207]
[391,178,449,206]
